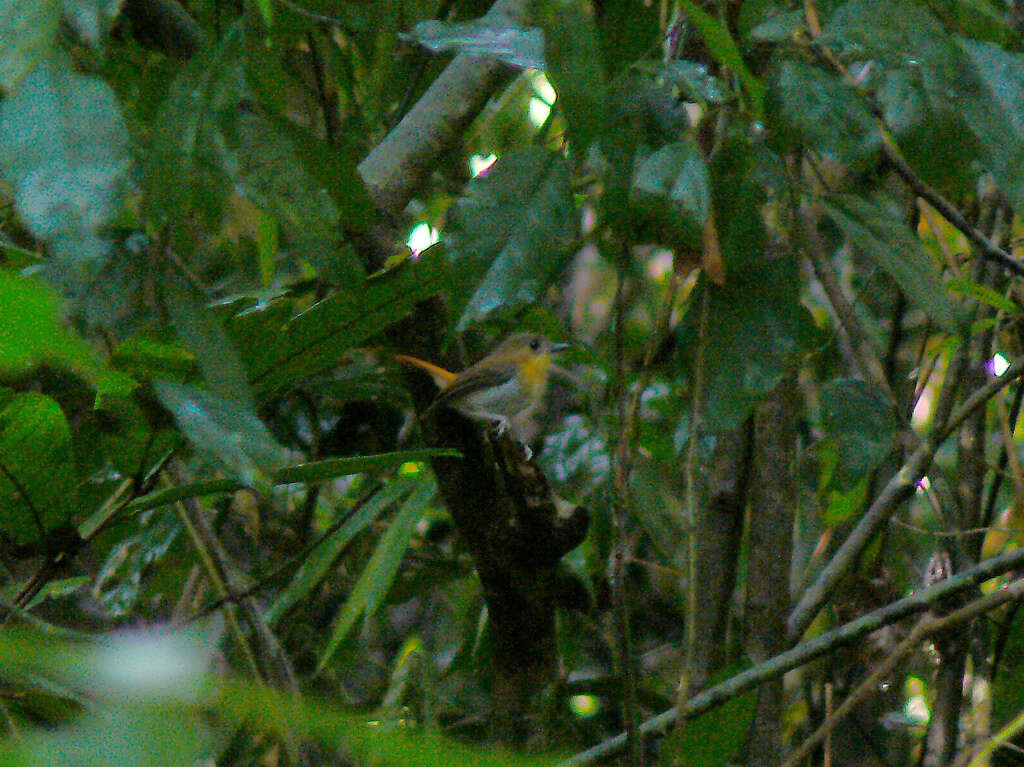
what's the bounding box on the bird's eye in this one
[529,337,541,351]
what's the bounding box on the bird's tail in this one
[395,354,457,391]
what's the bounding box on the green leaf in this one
[0,393,77,545]
[144,25,246,227]
[0,0,60,90]
[594,0,659,78]
[946,276,1023,315]
[764,56,880,170]
[538,0,607,159]
[0,270,99,378]
[265,475,419,625]
[61,0,124,46]
[957,39,1024,213]
[243,251,449,398]
[403,17,545,70]
[316,475,436,673]
[820,378,897,491]
[153,381,286,493]
[0,61,130,262]
[630,139,711,250]
[446,148,575,331]
[825,195,963,334]
[679,258,820,433]
[677,0,764,116]
[660,663,757,766]
[165,274,255,410]
[113,449,458,519]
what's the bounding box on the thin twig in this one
[787,355,1024,640]
[610,270,642,767]
[557,545,1024,766]
[782,577,1024,767]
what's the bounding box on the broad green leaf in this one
[447,148,575,330]
[61,0,124,46]
[677,0,764,116]
[153,380,286,493]
[630,139,711,251]
[538,0,607,159]
[594,0,659,78]
[657,60,726,104]
[265,475,419,625]
[0,270,98,377]
[0,393,77,545]
[824,0,957,72]
[144,25,246,227]
[957,39,1024,213]
[110,333,195,383]
[243,250,449,398]
[316,476,436,672]
[165,274,255,410]
[403,16,545,70]
[679,258,819,433]
[825,195,963,334]
[923,0,1011,44]
[0,0,60,90]
[0,61,130,262]
[819,378,897,491]
[660,663,757,766]
[764,56,880,170]
[709,132,773,273]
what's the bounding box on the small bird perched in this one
[396,333,569,442]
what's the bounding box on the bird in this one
[395,333,570,443]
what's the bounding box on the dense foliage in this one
[5,0,1024,765]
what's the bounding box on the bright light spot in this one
[399,462,423,476]
[905,694,930,725]
[647,249,674,282]
[990,353,1010,376]
[470,153,497,177]
[532,72,556,104]
[912,387,934,428]
[916,475,931,493]
[407,222,439,256]
[569,694,600,718]
[529,97,551,127]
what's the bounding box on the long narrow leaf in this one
[316,476,436,673]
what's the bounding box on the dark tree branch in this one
[559,546,1024,766]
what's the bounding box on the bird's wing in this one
[434,361,517,407]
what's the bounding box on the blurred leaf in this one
[947,276,1023,315]
[110,333,195,383]
[165,273,255,410]
[0,393,77,545]
[403,16,545,70]
[538,0,607,159]
[243,251,449,398]
[447,149,575,330]
[61,0,124,46]
[153,380,286,493]
[0,270,98,378]
[677,0,763,116]
[630,139,711,250]
[660,663,757,766]
[317,475,436,672]
[824,0,956,71]
[709,132,770,273]
[266,475,419,625]
[0,0,60,90]
[657,60,726,104]
[679,258,819,433]
[822,476,869,526]
[144,25,246,227]
[825,195,963,334]
[957,39,1024,213]
[924,0,1011,44]
[594,0,659,77]
[820,378,897,491]
[764,56,880,170]
[0,61,130,262]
